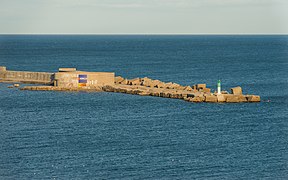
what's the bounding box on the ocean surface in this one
[0,35,287,179]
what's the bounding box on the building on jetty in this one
[54,68,114,88]
[0,66,261,103]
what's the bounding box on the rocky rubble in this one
[103,76,261,103]
[114,76,260,103]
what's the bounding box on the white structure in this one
[217,80,221,94]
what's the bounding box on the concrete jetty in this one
[0,66,260,103]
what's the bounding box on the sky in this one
[0,0,287,34]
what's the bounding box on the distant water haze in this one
[0,0,287,34]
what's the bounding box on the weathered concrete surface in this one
[247,95,261,102]
[0,69,53,85]
[191,96,203,103]
[204,95,218,103]
[217,94,226,102]
[101,82,260,103]
[54,71,115,88]
[238,95,248,102]
[20,86,103,92]
[231,86,243,95]
[225,95,240,103]
[196,84,206,89]
[111,76,259,103]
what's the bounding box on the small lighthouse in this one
[217,80,221,94]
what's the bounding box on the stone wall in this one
[0,70,53,84]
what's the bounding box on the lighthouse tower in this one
[217,80,221,94]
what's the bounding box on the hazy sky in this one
[0,0,287,34]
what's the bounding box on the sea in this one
[0,35,287,179]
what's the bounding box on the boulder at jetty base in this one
[139,91,150,96]
[115,76,124,84]
[183,97,191,101]
[231,86,242,95]
[196,84,206,90]
[102,85,115,92]
[151,92,160,97]
[191,96,202,103]
[247,95,261,102]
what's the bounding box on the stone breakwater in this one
[1,66,260,103]
[19,76,260,103]
[103,76,260,103]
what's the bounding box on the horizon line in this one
[0,33,287,35]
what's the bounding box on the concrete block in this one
[191,96,203,102]
[238,95,248,102]
[202,88,211,93]
[217,94,226,102]
[184,86,193,91]
[196,84,206,89]
[183,97,191,101]
[120,79,128,85]
[175,86,186,90]
[204,95,218,103]
[247,95,261,102]
[139,91,150,96]
[231,86,242,95]
[115,76,124,84]
[141,78,154,87]
[165,82,174,89]
[154,81,165,88]
[226,95,240,103]
[151,92,160,96]
[128,78,141,85]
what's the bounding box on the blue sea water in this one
[0,35,287,179]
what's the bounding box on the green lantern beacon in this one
[217,80,221,94]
